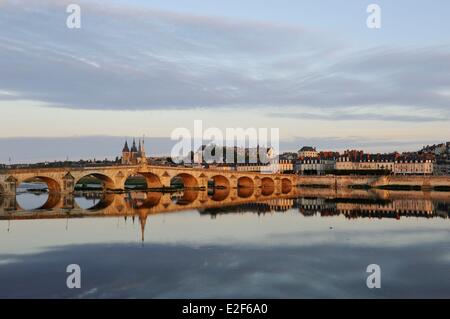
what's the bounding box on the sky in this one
[0,0,449,162]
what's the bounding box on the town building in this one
[393,153,434,175]
[335,152,397,172]
[279,152,298,161]
[295,158,335,175]
[298,146,318,158]
[192,144,276,166]
[421,142,450,176]
[435,159,450,176]
[295,152,338,175]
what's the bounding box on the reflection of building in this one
[337,199,435,218]
[121,138,147,165]
[296,197,337,216]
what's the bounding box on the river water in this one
[0,187,449,298]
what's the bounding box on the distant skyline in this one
[0,136,445,164]
[1,0,449,162]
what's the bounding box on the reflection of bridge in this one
[0,164,297,196]
[0,190,299,218]
[1,187,449,219]
[1,188,449,241]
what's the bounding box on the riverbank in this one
[297,175,450,191]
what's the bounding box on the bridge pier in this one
[254,177,262,189]
[159,193,173,207]
[159,174,172,189]
[2,196,18,211]
[62,173,75,194]
[2,177,18,196]
[61,194,76,210]
[198,174,209,190]
[229,187,238,200]
[198,190,209,203]
[275,177,282,195]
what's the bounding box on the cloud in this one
[270,111,450,122]
[0,0,449,122]
[0,0,337,110]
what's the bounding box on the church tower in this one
[121,140,130,164]
[130,138,138,163]
[139,136,147,164]
[121,137,147,165]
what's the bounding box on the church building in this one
[121,138,147,165]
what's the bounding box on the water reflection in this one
[0,188,449,298]
[2,189,450,220]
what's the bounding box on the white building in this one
[298,146,318,158]
[393,158,434,175]
[295,158,335,175]
[335,157,395,172]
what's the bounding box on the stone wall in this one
[298,175,450,188]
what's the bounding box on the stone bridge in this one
[0,164,298,196]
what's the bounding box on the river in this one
[0,187,449,298]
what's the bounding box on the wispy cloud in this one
[0,0,449,120]
[270,111,450,122]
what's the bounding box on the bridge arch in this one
[16,192,62,211]
[172,189,199,205]
[261,177,275,196]
[18,176,62,193]
[210,188,230,201]
[281,178,293,194]
[237,176,254,188]
[139,192,162,208]
[208,175,231,201]
[171,173,199,189]
[124,172,162,190]
[261,177,274,188]
[75,193,115,211]
[141,172,163,188]
[209,175,231,189]
[238,187,253,198]
[75,173,115,191]
[237,176,254,198]
[124,192,162,210]
[13,176,61,210]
